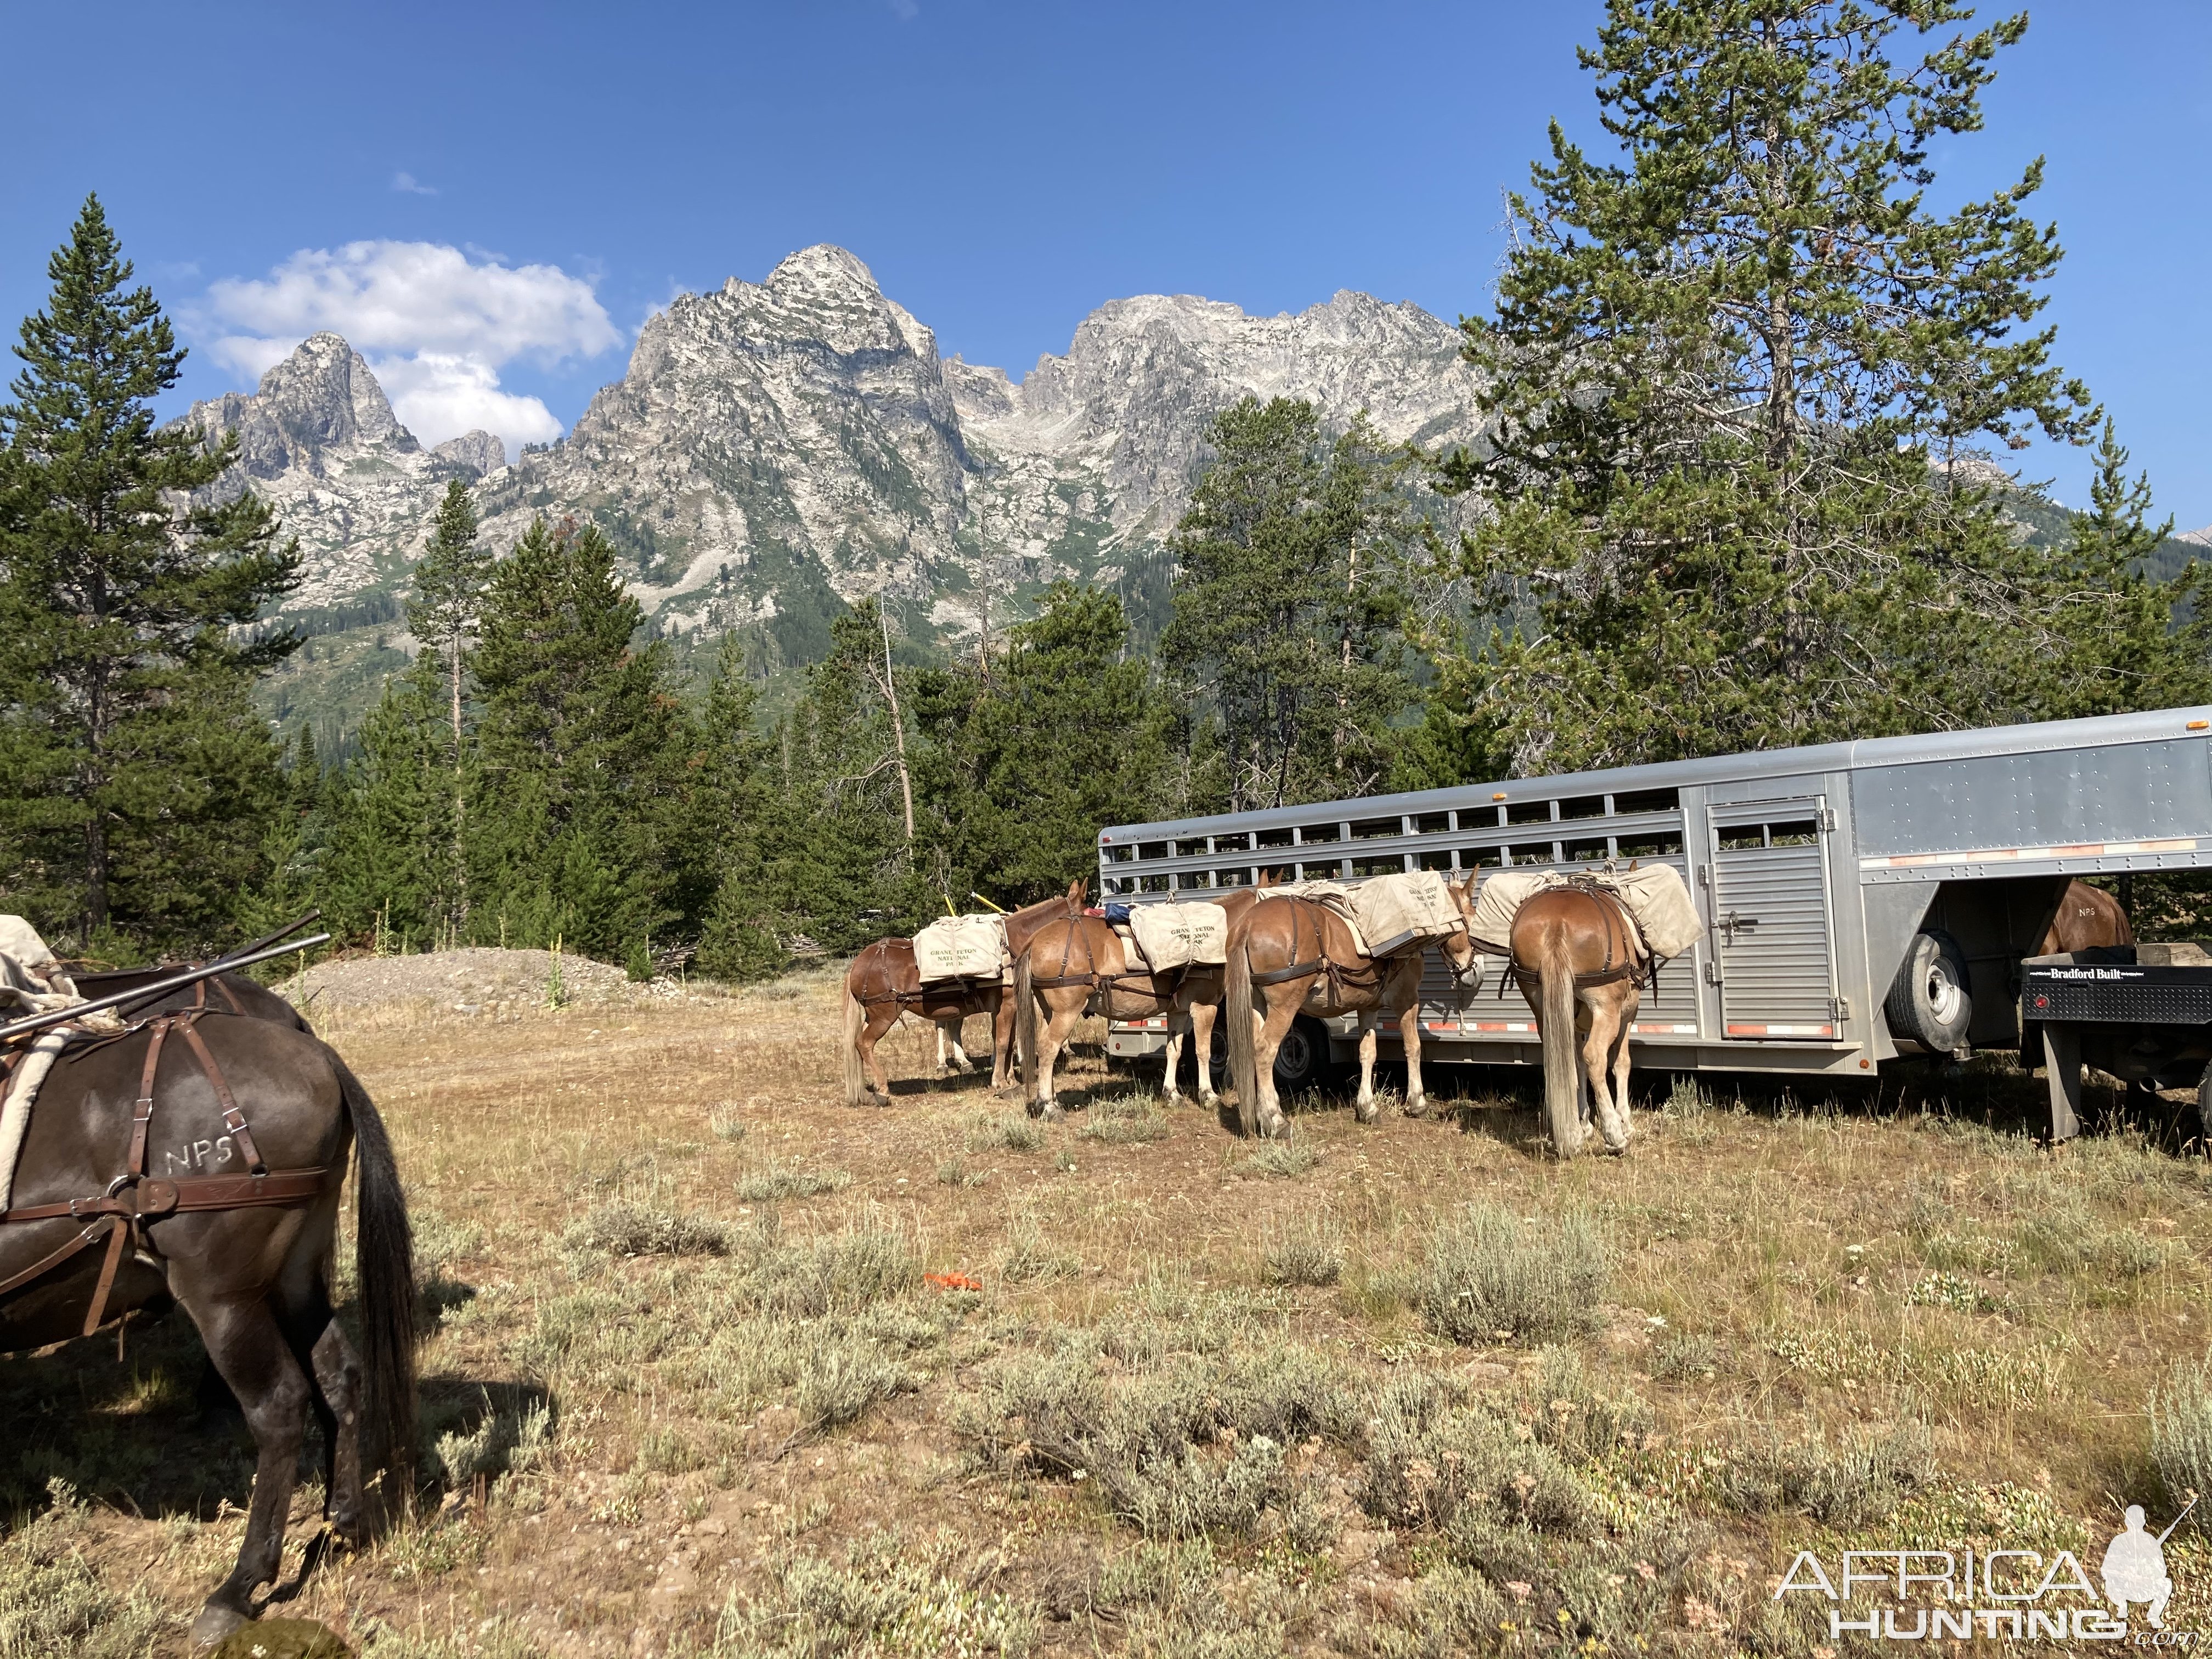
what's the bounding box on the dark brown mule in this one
[0,1014,416,1645]
[840,881,1086,1107]
[1011,877,1280,1119]
[1222,880,1480,1140]
[2040,878,2134,953]
[1509,883,1649,1159]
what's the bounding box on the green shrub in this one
[968,1114,1046,1153]
[1712,1420,1933,1525]
[735,1160,852,1202]
[1080,1091,1169,1146]
[1262,1218,1344,1288]
[0,1482,167,1659]
[1418,1201,1609,1346]
[1240,1141,1321,1178]
[566,1203,732,1257]
[2151,1355,2212,1520]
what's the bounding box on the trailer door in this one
[1706,798,1840,1039]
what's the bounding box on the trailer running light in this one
[2191,720,2209,730]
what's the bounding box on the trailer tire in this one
[1272,1017,1327,1094]
[1884,929,1972,1055]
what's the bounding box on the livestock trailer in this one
[1098,707,2212,1119]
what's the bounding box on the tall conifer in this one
[0,195,299,950]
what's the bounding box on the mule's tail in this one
[1535,927,1580,1159]
[335,1055,418,1525]
[1226,939,1259,1119]
[841,982,867,1107]
[1014,952,1037,1099]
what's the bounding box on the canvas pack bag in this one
[1126,900,1229,971]
[1465,870,1565,954]
[1605,863,1701,961]
[1344,870,1467,958]
[911,913,1009,984]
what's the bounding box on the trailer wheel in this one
[1884,929,1972,1054]
[1273,1018,1327,1094]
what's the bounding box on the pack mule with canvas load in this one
[0,926,416,1647]
[1013,875,1281,1117]
[1222,874,1481,1141]
[1494,864,1697,1159]
[842,881,1086,1108]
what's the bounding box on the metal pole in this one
[0,934,332,1045]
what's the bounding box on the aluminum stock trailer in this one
[1097,707,2212,1114]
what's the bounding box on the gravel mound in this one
[278,947,697,1014]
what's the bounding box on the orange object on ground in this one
[924,1271,983,1292]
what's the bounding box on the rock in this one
[431,429,508,477]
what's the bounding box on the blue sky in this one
[4,1,2208,522]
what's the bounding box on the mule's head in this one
[1440,875,1485,1000]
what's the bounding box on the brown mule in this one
[1011,877,1280,1119]
[1509,883,1649,1158]
[2039,878,2134,954]
[839,881,1085,1107]
[1221,879,1480,1139]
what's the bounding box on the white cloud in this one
[373,354,564,452]
[391,171,437,195]
[198,241,622,452]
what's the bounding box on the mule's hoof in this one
[1198,1090,1221,1110]
[1403,1093,1430,1119]
[190,1600,250,1647]
[1353,1099,1379,1125]
[1260,1114,1292,1141]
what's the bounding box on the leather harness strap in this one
[1506,879,1651,996]
[0,1008,336,1336]
[1251,898,1386,997]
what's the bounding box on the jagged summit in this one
[181,335,507,607]
[195,246,1487,660]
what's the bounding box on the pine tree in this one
[469,517,690,956]
[321,669,456,949]
[1446,1,2099,774]
[694,633,785,981]
[916,583,1169,903]
[2027,421,2212,719]
[0,195,300,950]
[405,477,490,924]
[1161,400,1427,811]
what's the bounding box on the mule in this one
[1221,879,1480,1140]
[1011,878,1280,1119]
[2039,878,2134,954]
[840,881,1085,1108]
[0,1014,416,1645]
[1508,882,1649,1159]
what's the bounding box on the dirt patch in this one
[276,946,714,1018]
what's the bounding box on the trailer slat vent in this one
[1565,837,1610,862]
[1353,854,1407,876]
[1561,795,1606,821]
[1463,845,1506,868]
[1297,822,1343,843]
[1257,828,1294,848]
[1176,838,1210,857]
[1413,812,1451,834]
[1617,832,1684,858]
[1214,832,1251,853]
[1613,788,1680,815]
[1137,840,1171,860]
[1506,801,1554,826]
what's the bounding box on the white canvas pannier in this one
[911,913,1009,984]
[1127,901,1229,971]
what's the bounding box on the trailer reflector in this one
[1725,1023,1836,1038]
[1862,837,2198,870]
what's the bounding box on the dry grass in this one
[4,967,2211,1654]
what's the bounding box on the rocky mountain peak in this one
[430,430,508,477]
[256,332,410,453]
